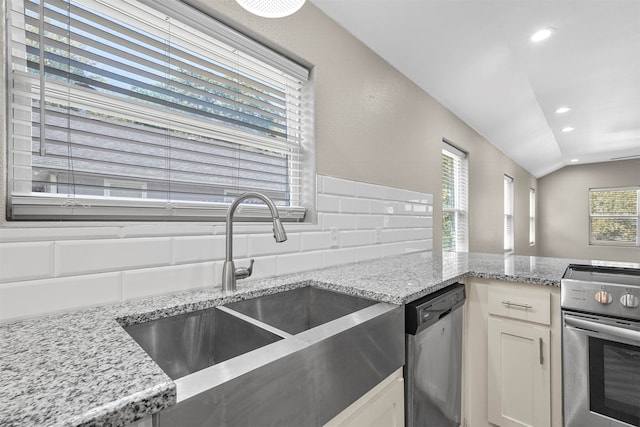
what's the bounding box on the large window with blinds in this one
[6,0,313,220]
[590,187,639,246]
[504,175,514,252]
[442,141,468,252]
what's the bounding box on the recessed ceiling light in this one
[530,28,556,42]
[562,127,575,133]
[555,106,571,114]
[570,159,579,163]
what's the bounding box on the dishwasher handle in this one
[406,283,466,335]
[420,306,454,327]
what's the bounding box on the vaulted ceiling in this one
[311,0,640,177]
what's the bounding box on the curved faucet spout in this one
[222,192,288,292]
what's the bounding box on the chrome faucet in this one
[222,192,287,292]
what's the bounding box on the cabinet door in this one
[487,316,550,427]
[324,369,404,427]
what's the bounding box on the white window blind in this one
[589,187,639,246]
[504,175,514,252]
[7,0,311,221]
[442,141,468,252]
[529,188,536,246]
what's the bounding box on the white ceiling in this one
[310,0,640,178]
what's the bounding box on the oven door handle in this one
[564,314,640,343]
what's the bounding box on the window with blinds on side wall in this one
[529,188,536,246]
[7,0,313,221]
[442,140,468,252]
[503,175,514,252]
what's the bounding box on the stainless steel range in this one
[561,264,640,427]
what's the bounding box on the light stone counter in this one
[2,251,638,426]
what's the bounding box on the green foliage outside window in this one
[442,211,455,251]
[442,154,455,251]
[590,189,639,245]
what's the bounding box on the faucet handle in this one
[235,259,255,280]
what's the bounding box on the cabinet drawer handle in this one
[501,301,533,310]
[539,338,543,365]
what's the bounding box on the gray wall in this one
[538,159,640,262]
[0,0,538,255]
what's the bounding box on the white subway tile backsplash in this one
[172,235,248,264]
[277,252,322,276]
[355,245,384,262]
[319,213,357,230]
[355,214,385,230]
[172,236,218,264]
[0,242,53,283]
[339,197,370,214]
[322,247,357,267]
[383,240,433,257]
[339,230,375,248]
[384,215,430,229]
[316,175,325,194]
[403,190,433,204]
[242,256,278,280]
[401,203,415,214]
[386,186,409,202]
[123,263,214,301]
[316,194,341,213]
[0,273,121,322]
[379,228,432,244]
[355,182,390,200]
[122,224,214,238]
[55,238,172,277]
[321,176,357,196]
[370,200,396,215]
[301,232,332,251]
[0,227,120,242]
[0,174,433,321]
[248,233,301,257]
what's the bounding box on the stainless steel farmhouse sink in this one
[123,306,284,380]
[122,285,404,427]
[224,285,378,334]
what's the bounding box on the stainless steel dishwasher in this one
[405,282,466,427]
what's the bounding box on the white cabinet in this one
[462,279,562,427]
[487,317,550,427]
[487,284,552,427]
[324,368,404,427]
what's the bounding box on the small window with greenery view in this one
[589,188,639,246]
[442,141,468,252]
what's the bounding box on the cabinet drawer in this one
[488,286,551,325]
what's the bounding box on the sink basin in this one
[123,284,403,426]
[124,307,283,380]
[224,286,377,334]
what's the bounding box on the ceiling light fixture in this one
[236,0,306,18]
[530,28,556,42]
[562,127,575,133]
[555,106,571,114]
[570,159,579,163]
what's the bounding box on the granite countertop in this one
[2,251,638,426]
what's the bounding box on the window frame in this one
[529,188,536,246]
[589,187,640,247]
[442,140,469,252]
[503,174,514,253]
[5,0,315,222]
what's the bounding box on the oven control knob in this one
[620,294,639,308]
[595,290,612,305]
